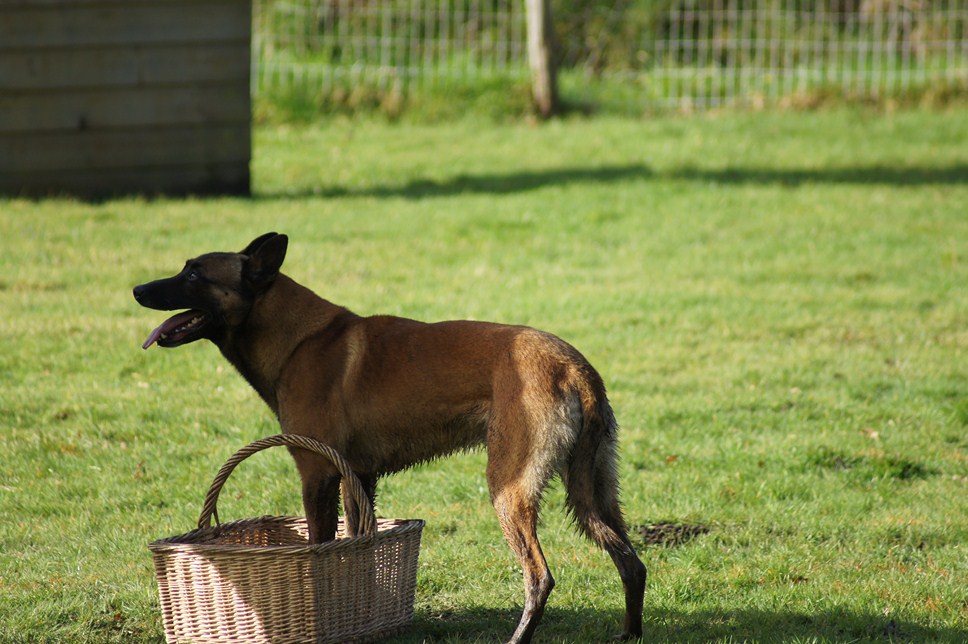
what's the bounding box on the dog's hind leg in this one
[485,408,562,644]
[488,475,554,644]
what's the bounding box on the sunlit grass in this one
[1,108,966,642]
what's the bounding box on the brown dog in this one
[133,233,645,643]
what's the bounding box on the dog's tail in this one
[554,355,647,639]
[564,371,647,640]
[563,379,636,556]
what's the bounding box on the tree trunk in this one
[526,0,558,118]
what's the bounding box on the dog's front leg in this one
[288,446,341,543]
[302,474,340,543]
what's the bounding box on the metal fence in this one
[253,0,529,94]
[253,0,968,111]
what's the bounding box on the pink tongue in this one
[141,310,201,349]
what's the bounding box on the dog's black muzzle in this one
[134,276,216,349]
[133,278,185,311]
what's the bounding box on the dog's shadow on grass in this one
[389,605,966,642]
[261,162,968,201]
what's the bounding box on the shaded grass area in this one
[1,109,967,642]
[253,68,968,124]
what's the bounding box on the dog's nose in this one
[133,284,145,303]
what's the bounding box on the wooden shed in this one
[0,0,251,198]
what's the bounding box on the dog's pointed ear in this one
[243,233,288,290]
[240,232,279,257]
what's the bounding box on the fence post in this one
[525,0,558,117]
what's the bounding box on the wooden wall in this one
[0,0,251,198]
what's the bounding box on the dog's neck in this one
[215,273,354,414]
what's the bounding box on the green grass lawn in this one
[1,108,967,642]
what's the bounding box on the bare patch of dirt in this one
[634,522,710,547]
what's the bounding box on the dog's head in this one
[133,232,288,349]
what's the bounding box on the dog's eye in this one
[187,270,199,281]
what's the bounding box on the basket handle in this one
[197,434,376,537]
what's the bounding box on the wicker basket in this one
[149,434,425,643]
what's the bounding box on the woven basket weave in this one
[149,434,424,643]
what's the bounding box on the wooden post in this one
[525,0,558,118]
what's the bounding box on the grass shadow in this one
[642,607,967,643]
[258,162,968,201]
[260,163,654,200]
[667,164,968,187]
[388,605,967,643]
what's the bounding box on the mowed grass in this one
[1,108,967,642]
